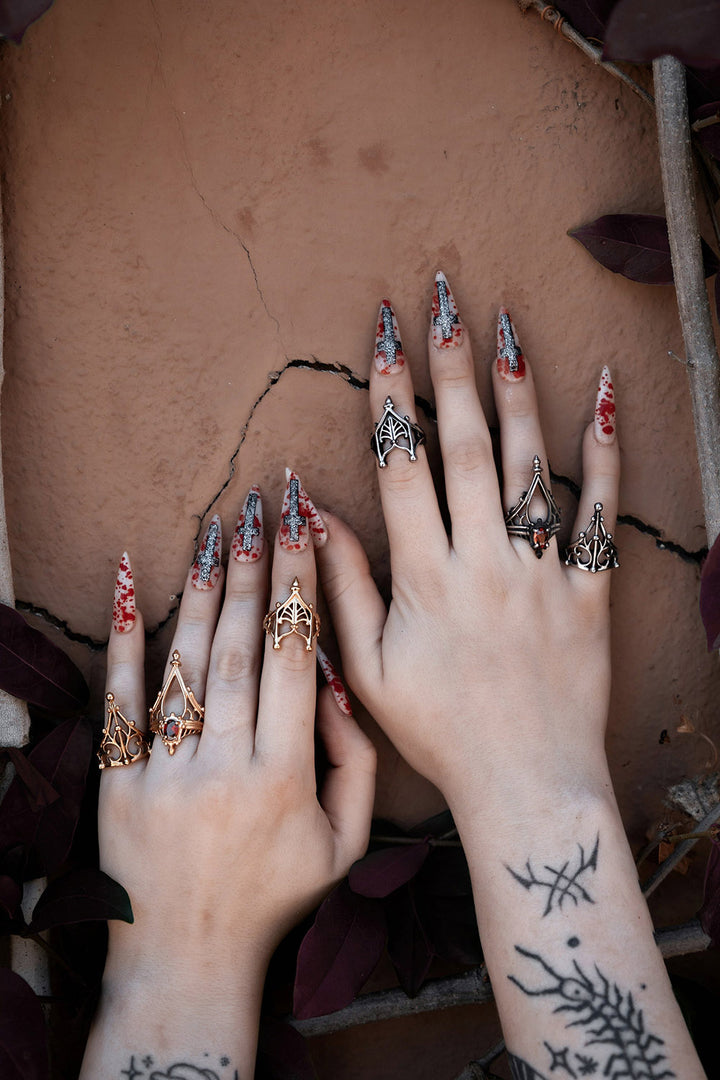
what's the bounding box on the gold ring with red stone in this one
[148,650,205,756]
[504,455,561,559]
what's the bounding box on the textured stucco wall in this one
[0,1,717,1075]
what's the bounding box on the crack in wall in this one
[149,0,280,336]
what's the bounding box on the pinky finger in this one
[566,367,620,591]
[316,686,376,869]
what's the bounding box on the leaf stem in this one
[369,834,463,848]
[642,800,720,897]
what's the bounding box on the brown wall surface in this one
[0,0,718,1076]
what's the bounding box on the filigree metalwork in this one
[98,693,151,768]
[263,577,320,651]
[148,650,205,755]
[565,503,619,573]
[504,455,561,558]
[371,395,426,468]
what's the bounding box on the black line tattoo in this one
[543,1041,577,1076]
[506,835,599,916]
[119,1058,238,1080]
[508,946,676,1079]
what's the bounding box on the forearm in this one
[79,944,269,1080]
[449,769,706,1080]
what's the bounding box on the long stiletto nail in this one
[431,270,463,349]
[594,365,616,444]
[374,299,405,374]
[192,514,222,589]
[232,486,264,562]
[317,644,353,717]
[497,307,526,381]
[113,552,136,633]
[280,469,327,552]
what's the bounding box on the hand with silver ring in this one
[315,277,703,1077]
[81,477,376,1080]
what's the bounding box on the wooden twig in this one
[454,1039,507,1080]
[654,56,720,546]
[654,918,711,958]
[516,0,654,108]
[642,800,720,897]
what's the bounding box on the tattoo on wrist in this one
[507,945,675,1079]
[505,834,599,916]
[119,1055,238,1080]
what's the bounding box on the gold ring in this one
[98,693,151,769]
[263,577,320,651]
[148,650,205,755]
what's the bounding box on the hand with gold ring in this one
[316,278,703,1077]
[80,475,376,1080]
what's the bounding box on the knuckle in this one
[381,462,420,496]
[433,356,475,391]
[446,437,492,476]
[270,641,315,674]
[211,643,258,684]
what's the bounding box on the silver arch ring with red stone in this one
[148,650,205,756]
[504,455,562,559]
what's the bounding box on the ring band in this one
[371,395,426,468]
[98,693,151,769]
[263,577,320,651]
[565,502,619,573]
[148,650,205,755]
[504,455,562,558]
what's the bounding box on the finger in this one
[147,516,224,767]
[201,486,266,756]
[101,552,148,779]
[370,298,448,579]
[255,473,321,766]
[427,271,506,554]
[316,686,376,866]
[314,509,385,702]
[491,307,560,565]
[566,367,621,592]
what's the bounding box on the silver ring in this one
[371,396,426,468]
[565,503,619,573]
[504,455,561,559]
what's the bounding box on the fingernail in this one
[374,299,405,374]
[280,469,327,551]
[232,485,264,562]
[431,270,463,349]
[594,365,616,444]
[113,552,136,633]
[192,514,222,589]
[317,644,353,717]
[497,307,526,381]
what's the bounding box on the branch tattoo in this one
[508,947,675,1079]
[506,835,599,917]
[119,1058,238,1080]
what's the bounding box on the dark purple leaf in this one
[699,838,720,945]
[4,749,59,812]
[700,532,720,649]
[555,0,618,41]
[29,867,132,932]
[569,213,720,285]
[293,881,386,1019]
[0,970,49,1080]
[0,874,22,920]
[386,886,434,997]
[257,1018,318,1080]
[348,841,430,898]
[687,66,720,113]
[604,0,720,68]
[692,103,720,159]
[420,894,483,966]
[716,271,720,326]
[419,846,473,898]
[0,603,88,715]
[0,718,93,878]
[0,0,54,43]
[406,809,455,839]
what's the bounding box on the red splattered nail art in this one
[594,365,616,444]
[317,644,353,717]
[431,270,463,349]
[113,552,135,633]
[497,307,526,381]
[192,514,222,589]
[374,299,405,374]
[280,470,327,552]
[232,486,263,562]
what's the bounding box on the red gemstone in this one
[165,719,180,739]
[533,526,548,549]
